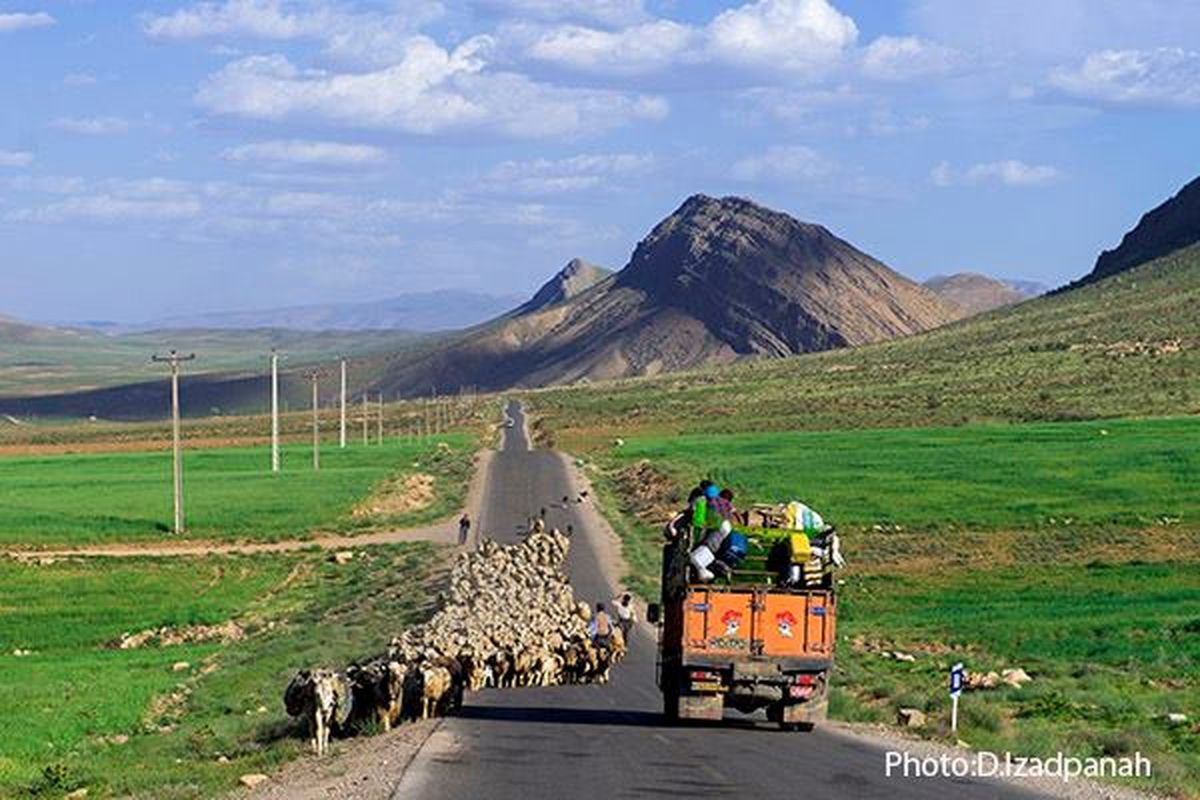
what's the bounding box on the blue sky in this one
[2,0,1199,323]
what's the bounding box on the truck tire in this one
[663,691,680,723]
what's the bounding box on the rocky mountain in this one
[365,194,961,393]
[119,289,525,333]
[511,259,612,316]
[1,195,965,416]
[924,272,1037,315]
[1089,175,1200,282]
[617,195,960,354]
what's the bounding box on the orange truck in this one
[647,527,837,730]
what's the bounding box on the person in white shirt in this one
[613,593,636,640]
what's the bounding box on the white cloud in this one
[222,139,387,166]
[707,0,858,71]
[861,35,958,81]
[143,0,334,40]
[0,150,34,168]
[730,144,833,181]
[1049,48,1200,108]
[144,0,445,67]
[196,40,667,138]
[0,11,54,33]
[4,171,605,256]
[11,178,204,222]
[474,0,648,28]
[524,0,857,76]
[932,159,1060,188]
[50,116,131,135]
[478,152,654,195]
[63,73,99,86]
[526,20,696,75]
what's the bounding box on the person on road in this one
[613,593,636,640]
[458,513,471,546]
[589,603,613,646]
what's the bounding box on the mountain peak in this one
[1089,175,1200,282]
[514,258,612,316]
[618,194,959,355]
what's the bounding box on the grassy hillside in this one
[0,326,426,397]
[529,243,1200,448]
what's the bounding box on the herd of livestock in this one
[284,526,626,755]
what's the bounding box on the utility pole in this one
[304,369,323,471]
[152,350,196,534]
[339,359,347,449]
[270,349,281,473]
[377,393,384,445]
[361,394,369,445]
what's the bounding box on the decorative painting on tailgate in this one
[761,592,835,657]
[684,589,752,653]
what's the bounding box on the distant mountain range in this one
[75,289,526,333]
[359,194,962,394]
[923,273,1046,315]
[5,176,1197,420]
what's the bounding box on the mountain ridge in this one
[1089,175,1200,283]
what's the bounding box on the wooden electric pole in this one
[339,359,347,449]
[152,350,196,534]
[304,369,323,471]
[361,394,369,445]
[377,393,384,445]
[270,349,281,473]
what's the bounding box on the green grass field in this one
[0,436,474,547]
[615,417,1199,530]
[0,545,441,798]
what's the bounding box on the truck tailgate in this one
[682,587,836,660]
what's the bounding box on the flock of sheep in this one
[284,526,626,756]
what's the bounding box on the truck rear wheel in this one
[663,691,680,723]
[662,675,681,723]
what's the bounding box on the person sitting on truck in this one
[589,603,613,646]
[708,487,735,521]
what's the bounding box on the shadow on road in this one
[456,703,776,734]
[456,704,667,728]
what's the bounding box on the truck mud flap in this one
[782,696,827,725]
[678,694,724,721]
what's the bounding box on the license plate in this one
[789,685,814,699]
[691,681,724,692]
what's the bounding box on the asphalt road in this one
[392,402,1046,800]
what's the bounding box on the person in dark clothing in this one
[458,513,471,546]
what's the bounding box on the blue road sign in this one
[949,662,965,697]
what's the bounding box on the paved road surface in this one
[393,402,1045,800]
